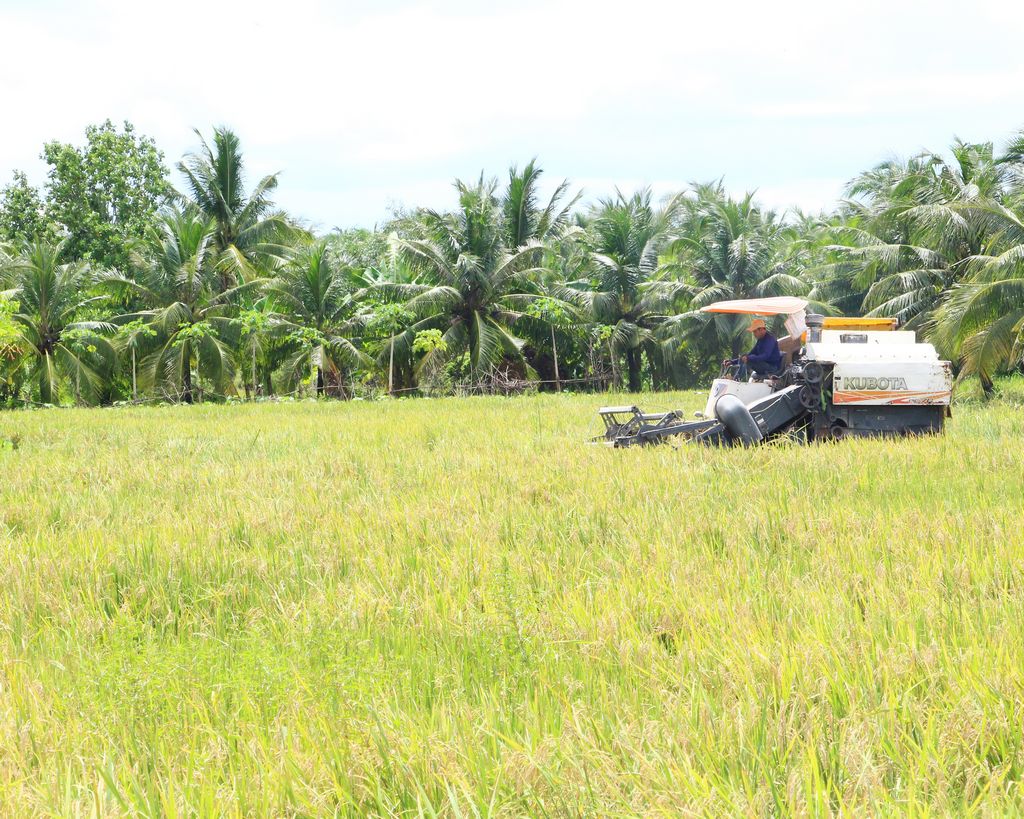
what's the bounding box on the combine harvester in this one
[597,297,953,447]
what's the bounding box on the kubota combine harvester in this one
[597,297,953,447]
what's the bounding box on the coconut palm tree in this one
[502,158,578,248]
[101,207,246,403]
[177,127,297,290]
[266,238,368,397]
[0,239,115,404]
[566,188,685,391]
[355,239,423,395]
[374,163,579,390]
[813,214,952,328]
[825,140,1008,327]
[931,200,1024,392]
[662,186,810,361]
[520,209,592,389]
[383,176,549,384]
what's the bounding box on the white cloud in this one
[748,179,848,215]
[1,0,1022,225]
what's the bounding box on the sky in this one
[2,0,1024,231]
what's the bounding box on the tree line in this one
[2,121,1024,407]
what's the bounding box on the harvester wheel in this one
[829,423,847,440]
[798,385,819,410]
[803,361,823,385]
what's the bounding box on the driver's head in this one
[748,318,767,338]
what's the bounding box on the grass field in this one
[2,391,1024,816]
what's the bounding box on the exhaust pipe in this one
[715,394,763,446]
[806,313,824,343]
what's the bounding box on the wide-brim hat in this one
[747,318,767,332]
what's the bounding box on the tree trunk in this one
[608,341,618,391]
[39,353,53,405]
[626,347,642,393]
[649,348,665,391]
[131,348,137,402]
[252,346,257,400]
[589,340,601,393]
[981,373,995,398]
[551,326,561,392]
[398,356,412,394]
[388,337,395,396]
[316,365,324,397]
[182,366,193,404]
[587,340,594,390]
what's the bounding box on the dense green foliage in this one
[5,123,1024,407]
[0,171,52,244]
[38,121,171,270]
[3,392,1024,813]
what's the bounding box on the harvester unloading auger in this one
[596,298,953,447]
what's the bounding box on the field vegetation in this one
[4,114,1024,817]
[3,123,1024,406]
[2,391,1024,814]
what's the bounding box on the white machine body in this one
[704,328,952,413]
[805,330,952,406]
[703,378,772,417]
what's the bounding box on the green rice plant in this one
[1,392,1024,815]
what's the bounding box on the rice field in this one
[1,391,1024,816]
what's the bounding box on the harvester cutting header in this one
[597,298,953,447]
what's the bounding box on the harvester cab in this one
[597,297,953,447]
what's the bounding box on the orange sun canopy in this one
[699,297,809,316]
